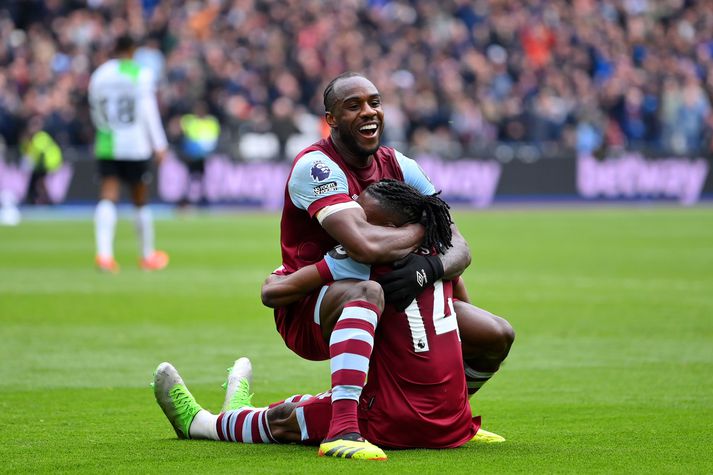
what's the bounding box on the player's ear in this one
[325,111,337,129]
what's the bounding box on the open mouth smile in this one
[358,123,379,139]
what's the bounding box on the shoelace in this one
[222,367,254,409]
[170,386,197,418]
[229,379,254,408]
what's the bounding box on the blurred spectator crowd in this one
[1,0,713,163]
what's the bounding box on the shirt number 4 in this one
[404,281,460,353]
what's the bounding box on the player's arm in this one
[440,223,471,279]
[395,150,472,278]
[375,152,473,309]
[261,266,324,308]
[289,152,423,264]
[320,207,423,264]
[376,222,471,310]
[139,72,168,164]
[261,246,371,308]
[262,249,372,308]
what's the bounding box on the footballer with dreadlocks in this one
[271,73,513,459]
[154,180,491,454]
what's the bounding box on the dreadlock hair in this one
[323,71,365,113]
[365,179,453,254]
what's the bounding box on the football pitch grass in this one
[1,207,712,473]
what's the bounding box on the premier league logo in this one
[310,161,331,182]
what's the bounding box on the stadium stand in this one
[1,0,712,163]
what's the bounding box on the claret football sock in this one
[326,301,380,439]
[216,407,276,443]
[327,399,359,437]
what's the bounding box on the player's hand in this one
[377,253,444,311]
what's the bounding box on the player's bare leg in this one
[131,181,168,271]
[315,280,388,460]
[95,177,120,272]
[455,301,514,443]
[456,301,515,394]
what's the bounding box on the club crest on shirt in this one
[310,161,331,182]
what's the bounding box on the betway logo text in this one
[577,154,709,205]
[159,155,502,209]
[417,156,501,208]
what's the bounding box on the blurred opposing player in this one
[88,35,169,273]
[153,180,503,459]
[273,73,514,457]
[178,101,220,207]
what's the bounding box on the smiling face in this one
[326,76,384,159]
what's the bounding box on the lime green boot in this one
[153,362,202,439]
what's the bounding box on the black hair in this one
[323,71,364,113]
[365,179,453,254]
[114,34,136,55]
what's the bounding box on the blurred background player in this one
[88,34,169,273]
[153,180,503,460]
[177,101,220,207]
[21,116,62,205]
[0,190,21,226]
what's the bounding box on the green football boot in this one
[153,362,202,439]
[221,357,254,412]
